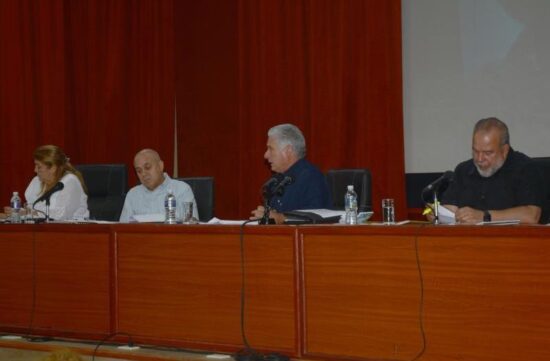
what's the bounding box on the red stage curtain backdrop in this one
[176,0,405,219]
[0,0,174,204]
[1,0,404,220]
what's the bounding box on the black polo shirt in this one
[442,148,545,215]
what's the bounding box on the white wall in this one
[403,0,550,173]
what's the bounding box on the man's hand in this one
[268,209,286,224]
[250,205,265,220]
[455,207,483,224]
[250,205,286,224]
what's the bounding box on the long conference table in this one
[1,222,550,361]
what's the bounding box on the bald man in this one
[119,149,198,222]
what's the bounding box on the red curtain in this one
[175,0,240,220]
[0,0,66,201]
[0,0,174,203]
[176,0,405,219]
[1,0,404,220]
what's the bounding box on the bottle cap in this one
[13,191,19,195]
[347,185,354,191]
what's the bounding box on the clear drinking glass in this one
[24,202,34,223]
[382,198,395,224]
[182,202,194,224]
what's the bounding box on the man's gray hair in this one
[473,117,510,146]
[268,123,306,158]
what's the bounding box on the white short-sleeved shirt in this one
[119,173,198,222]
[25,173,90,221]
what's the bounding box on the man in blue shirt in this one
[250,123,331,224]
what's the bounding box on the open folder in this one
[284,209,345,224]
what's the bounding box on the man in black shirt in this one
[441,117,544,224]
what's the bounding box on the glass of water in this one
[24,203,34,223]
[182,202,194,224]
[382,198,395,224]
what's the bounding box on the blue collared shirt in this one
[269,158,332,212]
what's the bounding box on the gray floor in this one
[0,336,233,361]
[0,347,129,361]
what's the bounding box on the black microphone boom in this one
[269,175,294,197]
[259,175,295,225]
[33,182,64,205]
[262,174,284,199]
[422,171,453,194]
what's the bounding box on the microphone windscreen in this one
[33,181,65,205]
[423,171,453,193]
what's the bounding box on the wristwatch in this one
[483,210,492,222]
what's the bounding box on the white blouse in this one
[25,173,89,221]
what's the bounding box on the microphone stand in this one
[33,197,53,224]
[45,198,51,223]
[433,191,440,225]
[259,175,293,225]
[259,197,274,225]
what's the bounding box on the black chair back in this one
[326,169,372,212]
[531,157,550,224]
[75,164,127,221]
[177,177,215,222]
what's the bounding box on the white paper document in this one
[130,213,164,223]
[435,205,456,224]
[51,219,118,224]
[436,206,520,225]
[476,219,520,226]
[206,217,257,225]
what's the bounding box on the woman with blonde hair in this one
[25,145,89,220]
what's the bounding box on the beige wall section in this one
[403,0,550,173]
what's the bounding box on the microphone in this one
[259,175,294,225]
[33,182,64,206]
[422,171,453,194]
[270,175,294,197]
[262,174,284,198]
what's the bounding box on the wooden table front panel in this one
[33,229,112,335]
[0,225,112,337]
[300,227,423,361]
[116,225,298,354]
[419,231,550,361]
[0,229,34,328]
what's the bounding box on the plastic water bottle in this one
[344,185,358,225]
[164,190,177,224]
[10,192,22,223]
